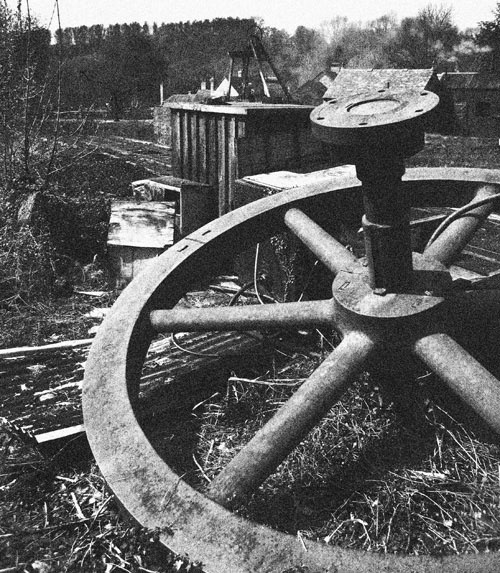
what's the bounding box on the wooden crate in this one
[107,200,176,287]
[131,176,217,237]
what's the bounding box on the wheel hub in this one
[332,254,451,320]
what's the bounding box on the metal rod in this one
[356,153,413,292]
[149,299,335,333]
[226,57,235,102]
[413,332,500,435]
[423,185,499,267]
[207,331,376,509]
[253,35,292,102]
[249,37,270,98]
[284,208,359,275]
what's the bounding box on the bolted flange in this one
[310,89,439,156]
[311,90,440,293]
[332,253,453,343]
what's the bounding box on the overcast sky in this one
[8,0,499,34]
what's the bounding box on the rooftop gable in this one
[323,68,437,100]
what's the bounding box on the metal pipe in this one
[423,185,499,267]
[207,331,376,509]
[284,208,359,275]
[413,332,500,435]
[149,299,335,333]
[356,152,413,292]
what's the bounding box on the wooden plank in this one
[120,246,135,285]
[188,113,200,181]
[207,114,218,188]
[218,116,228,215]
[171,110,181,177]
[131,178,181,202]
[163,101,313,114]
[35,424,85,444]
[180,182,218,236]
[227,116,238,212]
[131,247,161,278]
[241,165,357,191]
[181,110,191,180]
[198,114,208,183]
[107,200,176,249]
[0,339,92,359]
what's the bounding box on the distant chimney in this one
[210,77,215,92]
[201,80,207,90]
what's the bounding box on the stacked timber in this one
[0,328,265,454]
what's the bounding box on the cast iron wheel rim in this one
[83,167,500,573]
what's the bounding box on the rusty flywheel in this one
[83,91,500,572]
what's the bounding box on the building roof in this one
[323,68,437,100]
[440,72,500,90]
[293,69,340,105]
[312,69,339,90]
[164,93,197,103]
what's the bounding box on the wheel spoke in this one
[413,332,500,435]
[284,207,359,275]
[423,184,498,266]
[149,299,335,333]
[207,331,376,509]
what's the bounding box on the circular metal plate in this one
[333,253,451,320]
[311,90,439,148]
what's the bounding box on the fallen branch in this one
[228,376,304,386]
[0,339,93,359]
[0,565,27,573]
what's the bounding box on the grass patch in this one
[186,359,500,555]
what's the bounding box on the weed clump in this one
[0,199,57,305]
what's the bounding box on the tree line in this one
[5,3,500,120]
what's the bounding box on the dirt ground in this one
[3,132,500,572]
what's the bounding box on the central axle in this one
[311,90,437,292]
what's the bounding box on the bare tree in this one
[391,4,460,68]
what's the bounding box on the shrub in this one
[0,214,56,305]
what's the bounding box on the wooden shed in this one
[439,72,500,137]
[162,101,339,216]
